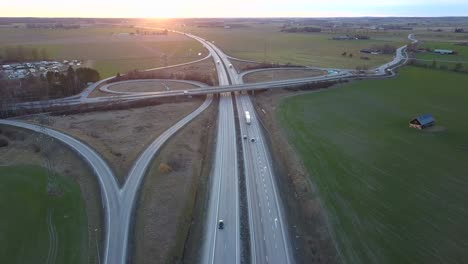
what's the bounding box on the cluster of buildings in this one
[0,60,82,80]
[332,35,370,40]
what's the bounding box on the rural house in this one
[409,114,435,130]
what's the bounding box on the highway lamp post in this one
[94,228,101,264]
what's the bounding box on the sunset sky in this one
[2,0,468,18]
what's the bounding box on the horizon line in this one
[1,15,468,19]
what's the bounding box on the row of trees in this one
[0,66,100,105]
[1,46,49,62]
[370,44,396,54]
[281,27,322,33]
[410,60,465,73]
[45,66,100,96]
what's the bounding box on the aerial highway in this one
[193,33,241,264]
[207,40,294,263]
[1,28,416,264]
[236,94,293,264]
[202,93,240,264]
[7,34,414,113]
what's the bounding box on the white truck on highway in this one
[245,111,251,125]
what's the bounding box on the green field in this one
[180,24,406,69]
[0,27,207,78]
[414,41,468,73]
[0,165,88,263]
[278,66,468,263]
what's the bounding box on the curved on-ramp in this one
[0,119,119,264]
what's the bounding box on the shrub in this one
[32,144,41,153]
[0,138,9,147]
[158,163,173,173]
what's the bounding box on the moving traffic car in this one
[218,220,224,229]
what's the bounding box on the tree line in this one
[0,66,100,103]
[409,60,465,73]
[45,66,100,95]
[281,27,322,33]
[1,46,49,63]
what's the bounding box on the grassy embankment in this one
[0,27,207,78]
[278,66,468,263]
[0,165,88,263]
[183,24,406,69]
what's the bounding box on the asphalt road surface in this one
[202,94,240,264]
[196,34,241,264]
[236,94,292,264]
[203,37,294,263]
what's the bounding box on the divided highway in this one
[199,36,294,263]
[212,43,294,263]
[236,94,292,264]
[195,34,241,264]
